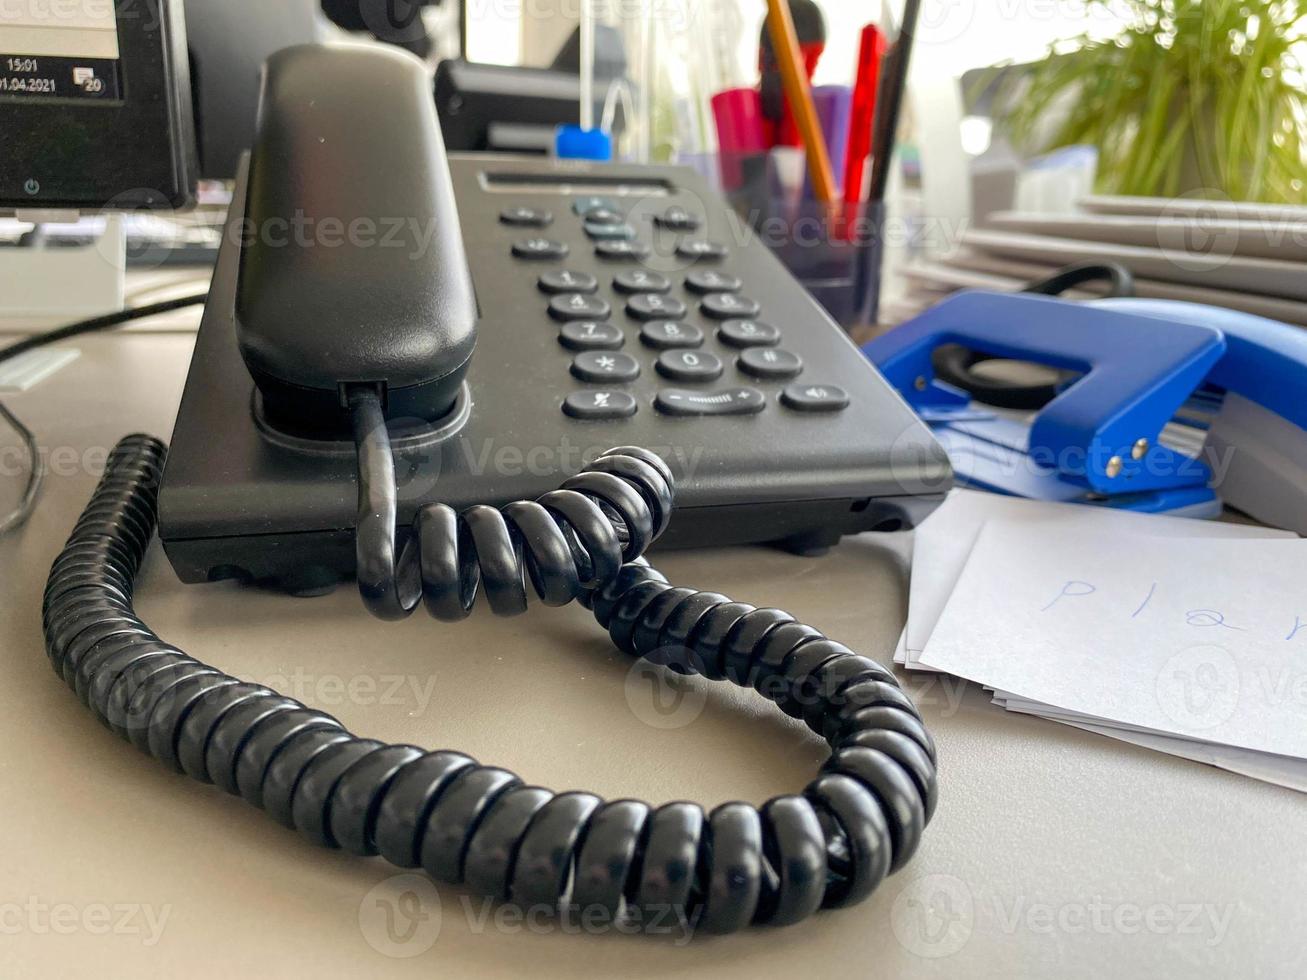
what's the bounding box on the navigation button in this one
[500,206,552,227]
[595,240,650,261]
[656,387,766,417]
[676,240,728,261]
[512,238,569,260]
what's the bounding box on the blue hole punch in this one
[862,290,1307,528]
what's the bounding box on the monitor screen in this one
[1,3,123,102]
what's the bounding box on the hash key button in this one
[572,351,641,383]
[701,292,761,320]
[564,390,638,420]
[781,383,850,412]
[549,293,612,321]
[738,347,803,380]
[656,387,766,417]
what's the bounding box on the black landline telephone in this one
[43,45,942,934]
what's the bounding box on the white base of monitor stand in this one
[0,213,125,325]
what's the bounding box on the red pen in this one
[844,24,887,208]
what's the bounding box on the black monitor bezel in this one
[0,0,196,210]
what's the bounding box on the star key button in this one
[571,351,641,383]
[549,292,612,322]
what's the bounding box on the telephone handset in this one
[42,45,939,934]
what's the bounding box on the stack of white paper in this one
[903,491,1306,792]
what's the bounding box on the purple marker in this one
[805,85,853,197]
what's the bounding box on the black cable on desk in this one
[0,293,208,534]
[42,419,939,934]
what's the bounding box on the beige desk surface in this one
[2,331,1304,979]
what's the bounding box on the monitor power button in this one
[23,178,41,196]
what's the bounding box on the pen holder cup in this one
[725,183,886,329]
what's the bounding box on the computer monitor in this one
[0,0,196,210]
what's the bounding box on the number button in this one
[738,347,804,380]
[626,293,687,321]
[676,240,728,261]
[656,388,766,417]
[549,293,612,322]
[500,206,552,227]
[701,292,761,320]
[563,390,638,420]
[718,319,780,348]
[640,321,704,350]
[572,351,641,383]
[513,238,569,260]
[614,270,671,294]
[655,206,701,231]
[595,240,651,261]
[781,384,850,412]
[559,321,624,351]
[539,270,599,294]
[685,270,743,294]
[656,349,724,382]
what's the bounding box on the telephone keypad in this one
[738,347,804,380]
[572,351,641,383]
[513,190,840,421]
[539,270,598,294]
[656,350,724,383]
[626,294,687,321]
[640,321,704,350]
[559,321,624,351]
[549,293,612,322]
